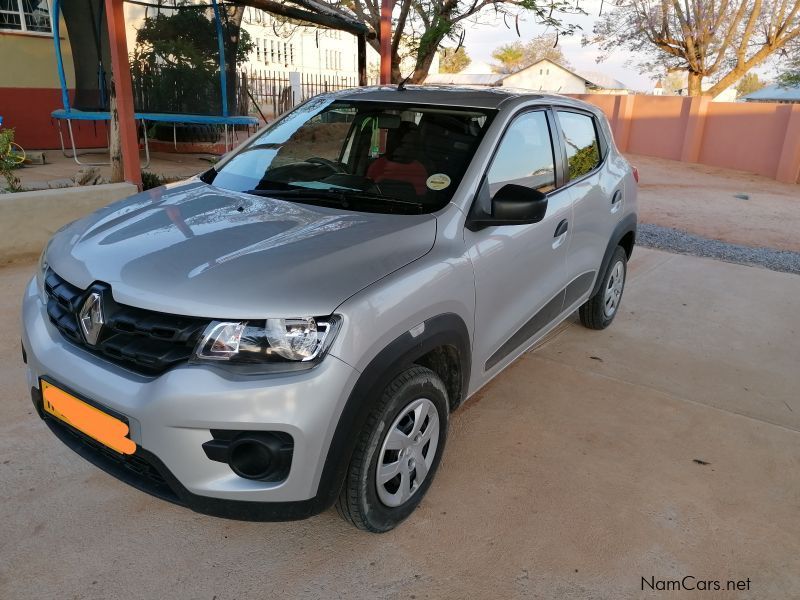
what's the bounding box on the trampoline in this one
[51,0,259,165]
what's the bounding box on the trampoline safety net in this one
[59,0,249,117]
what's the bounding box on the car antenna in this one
[397,74,412,91]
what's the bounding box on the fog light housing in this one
[202,430,293,482]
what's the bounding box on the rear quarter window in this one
[556,111,601,181]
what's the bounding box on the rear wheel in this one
[579,245,627,330]
[336,365,448,532]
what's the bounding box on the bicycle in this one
[0,116,26,166]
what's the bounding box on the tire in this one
[579,245,628,330]
[336,365,449,532]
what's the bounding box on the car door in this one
[466,109,572,375]
[554,109,620,303]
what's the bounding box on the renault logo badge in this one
[79,292,104,345]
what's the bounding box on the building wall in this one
[1,27,106,149]
[625,95,688,160]
[699,101,791,177]
[569,93,800,184]
[240,8,379,78]
[503,61,587,94]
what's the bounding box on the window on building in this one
[283,42,288,65]
[1,0,52,33]
[486,111,556,195]
[256,38,261,61]
[271,40,276,62]
[277,41,282,63]
[289,44,294,65]
[556,111,601,180]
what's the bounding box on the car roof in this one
[329,85,589,111]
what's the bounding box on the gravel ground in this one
[637,223,800,275]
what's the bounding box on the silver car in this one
[22,87,637,532]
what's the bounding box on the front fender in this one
[313,313,471,511]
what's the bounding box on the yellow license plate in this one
[41,380,136,455]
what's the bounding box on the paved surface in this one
[1,249,799,600]
[14,150,215,188]
[631,154,800,253]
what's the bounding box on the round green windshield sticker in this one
[426,173,451,191]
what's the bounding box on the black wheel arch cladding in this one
[592,212,637,298]
[313,312,471,512]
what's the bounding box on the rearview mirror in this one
[467,183,548,230]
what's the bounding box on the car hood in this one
[46,181,437,318]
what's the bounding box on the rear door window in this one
[556,111,601,181]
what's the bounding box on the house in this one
[652,80,664,95]
[0,1,376,150]
[240,7,379,78]
[425,59,629,94]
[0,0,106,149]
[742,83,800,104]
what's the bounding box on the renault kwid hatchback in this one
[22,87,637,532]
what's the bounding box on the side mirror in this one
[467,183,548,230]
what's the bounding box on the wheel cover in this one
[375,397,440,508]
[603,260,625,318]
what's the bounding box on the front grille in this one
[45,269,209,376]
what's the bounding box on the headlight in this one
[36,249,49,303]
[193,316,340,364]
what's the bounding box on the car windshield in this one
[203,98,495,214]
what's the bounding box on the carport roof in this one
[742,83,800,103]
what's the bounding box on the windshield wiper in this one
[242,188,424,211]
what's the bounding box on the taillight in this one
[632,166,640,183]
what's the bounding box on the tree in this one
[779,70,800,85]
[779,42,800,85]
[735,72,765,97]
[439,46,471,73]
[237,0,583,83]
[490,34,570,73]
[585,0,800,97]
[131,7,254,114]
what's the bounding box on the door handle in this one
[611,190,623,213]
[552,219,568,249]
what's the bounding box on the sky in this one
[460,0,655,92]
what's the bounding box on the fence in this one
[238,70,378,122]
[569,94,800,184]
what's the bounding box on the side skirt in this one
[483,270,596,372]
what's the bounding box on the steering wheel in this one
[307,157,347,174]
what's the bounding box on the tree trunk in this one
[410,49,438,83]
[391,57,403,83]
[108,77,124,183]
[687,72,703,96]
[704,44,777,99]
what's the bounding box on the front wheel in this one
[579,245,628,330]
[336,366,449,532]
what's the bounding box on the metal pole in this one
[357,32,367,87]
[105,0,142,189]
[51,0,70,111]
[380,0,391,84]
[211,0,229,117]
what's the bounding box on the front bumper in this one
[21,277,360,520]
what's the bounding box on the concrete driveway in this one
[1,248,798,600]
